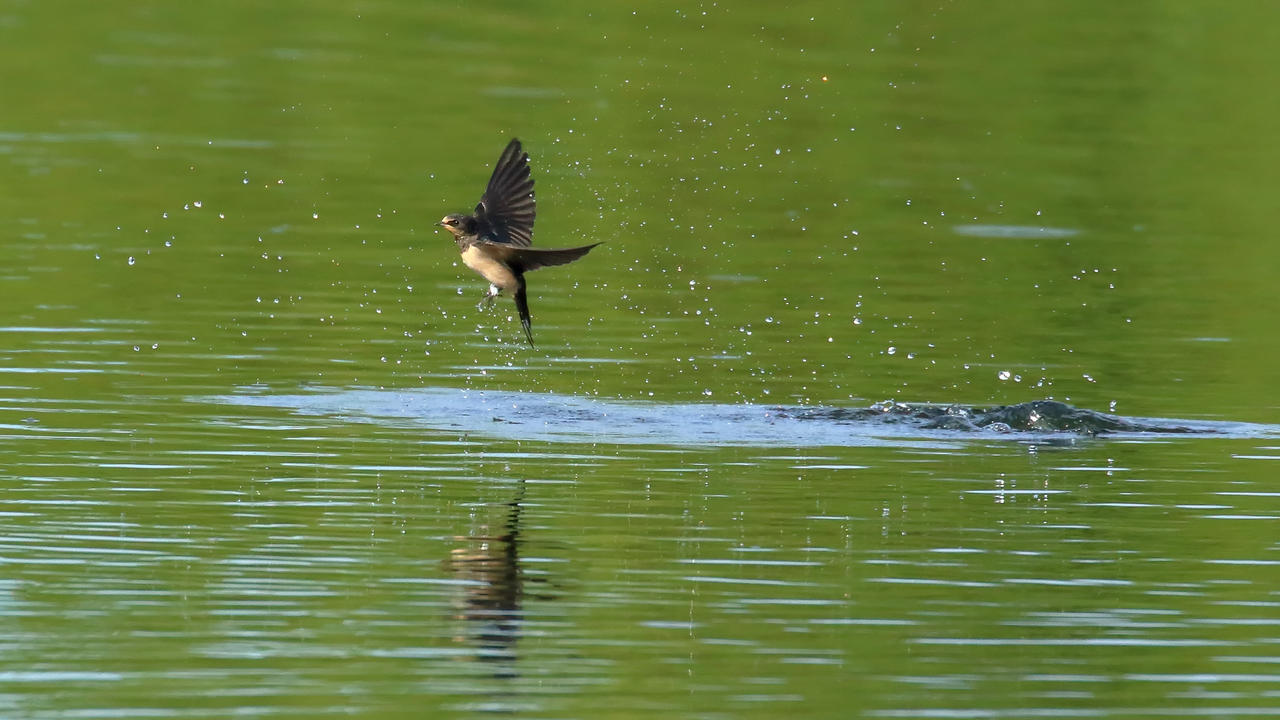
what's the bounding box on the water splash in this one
[205,388,1277,448]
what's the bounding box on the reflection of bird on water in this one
[443,481,554,677]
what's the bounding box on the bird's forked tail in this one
[514,284,535,348]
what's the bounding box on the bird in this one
[439,138,602,347]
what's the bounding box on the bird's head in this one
[438,213,471,237]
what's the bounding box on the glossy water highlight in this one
[213,387,1280,446]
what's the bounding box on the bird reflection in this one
[443,481,546,679]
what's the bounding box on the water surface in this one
[3,1,1280,718]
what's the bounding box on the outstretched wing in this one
[475,138,536,247]
[479,242,602,274]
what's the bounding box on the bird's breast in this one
[459,245,519,291]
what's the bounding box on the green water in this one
[3,1,1280,718]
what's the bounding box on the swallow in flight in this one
[439,138,602,347]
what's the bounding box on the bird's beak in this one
[438,220,447,227]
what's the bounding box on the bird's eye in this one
[446,219,457,226]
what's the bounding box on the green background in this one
[1,2,1279,718]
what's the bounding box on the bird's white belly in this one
[460,246,517,290]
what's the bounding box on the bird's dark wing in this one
[475,138,536,247]
[479,242,603,273]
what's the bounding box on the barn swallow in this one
[439,138,602,347]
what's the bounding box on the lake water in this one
[3,1,1280,718]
